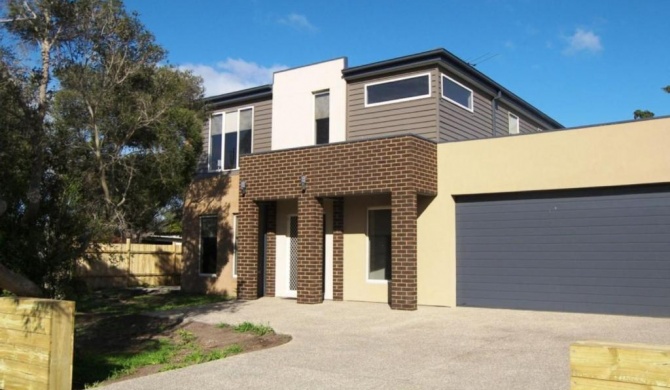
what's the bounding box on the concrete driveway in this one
[101,298,670,390]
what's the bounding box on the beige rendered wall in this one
[182,173,239,295]
[343,194,391,303]
[418,118,670,306]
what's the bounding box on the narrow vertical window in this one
[441,75,474,111]
[209,115,223,171]
[508,113,520,135]
[232,214,238,277]
[239,108,253,158]
[200,216,218,274]
[315,92,330,145]
[224,111,238,170]
[368,209,392,281]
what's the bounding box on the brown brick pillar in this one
[297,195,324,304]
[390,190,417,310]
[332,197,344,301]
[264,202,277,297]
[237,196,259,300]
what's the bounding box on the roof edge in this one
[342,48,563,129]
[203,84,273,107]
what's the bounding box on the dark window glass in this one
[239,129,251,156]
[316,118,329,145]
[224,132,237,170]
[200,216,218,274]
[366,75,430,105]
[209,134,222,171]
[239,109,252,157]
[442,76,472,109]
[368,209,392,280]
[315,92,329,144]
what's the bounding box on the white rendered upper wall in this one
[271,58,347,150]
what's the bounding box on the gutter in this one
[491,91,502,136]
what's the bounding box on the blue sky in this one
[125,0,670,128]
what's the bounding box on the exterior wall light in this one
[300,175,307,192]
[240,180,247,196]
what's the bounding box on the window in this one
[208,107,253,171]
[315,92,330,145]
[232,214,238,277]
[508,113,520,135]
[200,216,218,275]
[368,208,391,281]
[442,75,474,112]
[365,73,431,107]
[209,115,223,171]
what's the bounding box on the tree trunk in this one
[0,262,43,297]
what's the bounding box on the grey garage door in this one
[456,185,670,316]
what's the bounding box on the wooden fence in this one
[77,239,183,288]
[0,298,75,390]
[571,341,670,389]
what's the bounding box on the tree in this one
[634,109,655,120]
[634,85,669,119]
[0,0,203,297]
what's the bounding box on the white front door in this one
[286,215,298,298]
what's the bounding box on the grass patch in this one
[73,289,288,389]
[77,289,229,316]
[74,338,176,387]
[229,321,274,336]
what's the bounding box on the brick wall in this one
[237,135,437,310]
[297,196,324,304]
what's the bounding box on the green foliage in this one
[633,109,655,120]
[0,0,204,296]
[74,338,177,387]
[76,289,230,315]
[233,321,275,336]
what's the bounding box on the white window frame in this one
[313,90,330,145]
[208,106,254,172]
[508,112,520,135]
[232,214,238,278]
[366,206,391,284]
[364,72,432,108]
[441,74,474,112]
[199,215,218,277]
[208,114,223,172]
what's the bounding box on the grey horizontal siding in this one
[253,99,272,152]
[347,68,439,142]
[496,102,546,136]
[456,185,670,316]
[197,120,210,172]
[439,87,493,142]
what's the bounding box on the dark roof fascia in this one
[203,85,273,110]
[342,49,563,129]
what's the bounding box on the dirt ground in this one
[74,302,290,389]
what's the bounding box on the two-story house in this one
[181,48,670,316]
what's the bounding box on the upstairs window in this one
[442,75,474,112]
[315,91,330,145]
[508,113,520,135]
[365,73,431,107]
[209,107,253,171]
[209,115,223,171]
